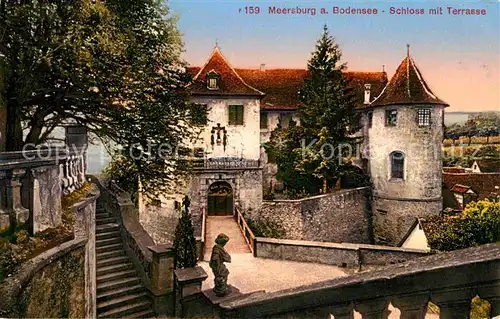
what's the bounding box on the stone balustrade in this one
[218,243,500,318]
[0,146,87,234]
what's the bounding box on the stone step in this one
[96,237,121,247]
[97,277,141,294]
[97,269,137,285]
[97,284,145,303]
[96,212,111,219]
[97,217,118,225]
[97,262,133,277]
[122,309,156,318]
[97,256,129,268]
[97,292,149,313]
[98,299,152,318]
[96,223,120,234]
[97,250,125,261]
[96,243,123,254]
[96,231,121,241]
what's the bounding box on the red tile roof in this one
[443,167,468,173]
[369,53,448,108]
[187,49,388,110]
[189,47,264,97]
[443,172,500,201]
[450,184,472,194]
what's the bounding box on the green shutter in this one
[237,105,244,125]
[229,105,244,125]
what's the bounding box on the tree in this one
[172,196,198,269]
[425,200,500,251]
[264,25,360,195]
[1,0,206,197]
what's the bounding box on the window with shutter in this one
[260,112,268,129]
[228,105,244,125]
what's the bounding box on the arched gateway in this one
[207,182,233,216]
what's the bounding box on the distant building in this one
[470,158,500,173]
[443,172,500,211]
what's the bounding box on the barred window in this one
[385,110,397,126]
[390,151,404,179]
[417,108,431,126]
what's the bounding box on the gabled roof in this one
[188,63,387,110]
[473,158,500,173]
[370,47,448,108]
[450,184,474,194]
[443,172,500,203]
[189,47,264,96]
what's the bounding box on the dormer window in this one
[206,71,219,90]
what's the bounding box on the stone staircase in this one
[204,216,251,260]
[95,205,155,318]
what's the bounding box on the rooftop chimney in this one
[260,63,266,72]
[364,84,371,104]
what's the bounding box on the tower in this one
[366,46,448,245]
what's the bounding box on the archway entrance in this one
[207,182,233,216]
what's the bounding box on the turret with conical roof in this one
[364,46,446,246]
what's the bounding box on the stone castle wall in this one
[253,187,372,244]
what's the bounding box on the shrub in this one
[172,196,198,269]
[247,218,286,238]
[425,200,500,251]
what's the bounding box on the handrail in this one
[201,205,207,246]
[234,206,256,254]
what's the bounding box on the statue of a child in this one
[209,233,231,296]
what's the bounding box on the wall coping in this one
[262,186,370,204]
[0,238,87,316]
[255,237,429,254]
[220,243,500,311]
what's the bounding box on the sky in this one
[168,0,499,112]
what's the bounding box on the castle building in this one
[185,46,387,221]
[359,46,448,245]
[141,45,446,247]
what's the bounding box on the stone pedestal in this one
[147,244,175,316]
[174,266,208,318]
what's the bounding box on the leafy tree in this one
[1,0,206,198]
[264,25,360,195]
[173,196,198,269]
[425,200,500,251]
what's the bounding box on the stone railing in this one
[254,237,430,268]
[219,243,500,318]
[0,148,64,234]
[95,177,175,316]
[235,205,256,253]
[195,205,207,261]
[59,147,87,195]
[192,157,261,170]
[0,186,99,319]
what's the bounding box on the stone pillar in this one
[148,244,175,316]
[392,295,429,319]
[433,290,472,319]
[354,300,390,319]
[174,266,208,318]
[6,169,29,226]
[0,170,10,232]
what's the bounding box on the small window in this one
[386,110,397,126]
[206,71,219,90]
[279,113,292,128]
[260,112,268,129]
[367,111,373,128]
[228,105,244,125]
[390,151,404,179]
[417,108,431,126]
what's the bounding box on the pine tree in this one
[173,196,198,269]
[264,25,360,195]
